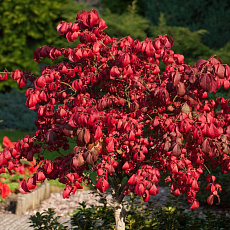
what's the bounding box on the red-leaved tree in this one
[0,10,230,230]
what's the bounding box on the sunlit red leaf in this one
[95,178,109,193]
[0,183,11,198]
[19,180,30,194]
[190,200,199,209]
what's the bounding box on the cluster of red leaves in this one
[0,137,38,198]
[0,181,10,199]
[0,10,230,209]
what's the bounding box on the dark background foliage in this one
[142,0,230,49]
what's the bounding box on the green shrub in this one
[0,89,36,130]
[151,13,214,66]
[142,0,230,49]
[0,0,90,91]
[102,1,151,41]
[29,208,68,230]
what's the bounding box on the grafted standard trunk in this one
[114,202,126,230]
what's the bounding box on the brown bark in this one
[114,202,126,230]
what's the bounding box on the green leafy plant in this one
[0,0,89,91]
[29,208,68,230]
[102,0,151,40]
[70,200,115,230]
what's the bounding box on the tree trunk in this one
[114,202,126,230]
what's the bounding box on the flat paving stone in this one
[0,213,32,230]
[0,213,71,230]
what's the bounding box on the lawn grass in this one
[0,129,33,142]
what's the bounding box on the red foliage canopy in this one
[0,10,230,209]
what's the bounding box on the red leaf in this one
[71,31,79,40]
[190,200,199,209]
[3,136,15,148]
[95,178,109,193]
[46,130,57,145]
[207,194,214,205]
[172,144,181,156]
[202,139,211,154]
[164,141,171,152]
[72,181,83,194]
[94,126,102,141]
[84,128,91,144]
[107,139,114,152]
[72,154,85,168]
[145,41,155,57]
[97,168,104,177]
[63,184,72,199]
[0,183,11,198]
[200,74,217,93]
[88,10,99,27]
[76,129,85,145]
[128,174,137,186]
[37,170,46,182]
[87,115,95,126]
[36,75,46,88]
[133,152,145,162]
[27,177,37,190]
[223,80,230,89]
[60,108,67,118]
[11,69,21,81]
[98,18,107,30]
[122,162,130,170]
[0,152,7,165]
[177,82,185,96]
[173,71,181,87]
[83,151,94,165]
[66,32,74,42]
[110,66,120,78]
[215,64,225,79]
[93,41,102,53]
[225,64,230,78]
[128,130,135,141]
[143,190,150,202]
[135,183,145,196]
[174,188,180,196]
[122,54,131,67]
[107,164,115,175]
[195,59,207,67]
[202,124,210,136]
[207,123,220,138]
[39,91,47,102]
[26,94,39,109]
[19,180,30,194]
[149,184,158,195]
[57,21,69,35]
[191,180,199,191]
[0,73,8,81]
[43,160,53,174]
[0,167,5,174]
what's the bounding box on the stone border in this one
[15,181,50,215]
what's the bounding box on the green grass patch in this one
[0,129,33,142]
[48,179,65,188]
